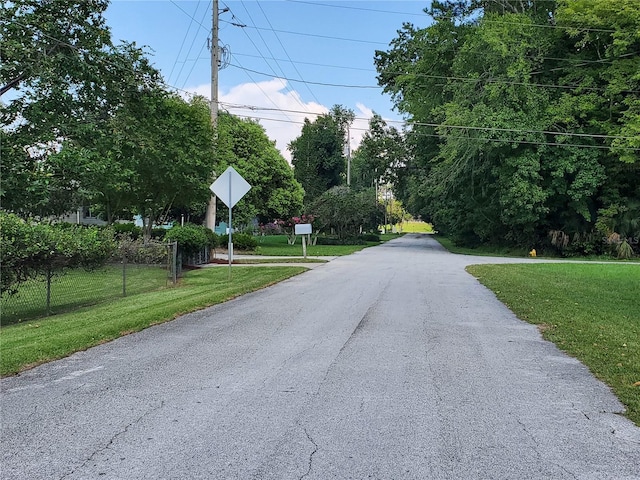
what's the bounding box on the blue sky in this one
[105,1,433,159]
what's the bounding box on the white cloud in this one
[186,79,327,162]
[350,102,376,153]
[184,80,383,162]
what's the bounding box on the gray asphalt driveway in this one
[1,234,638,479]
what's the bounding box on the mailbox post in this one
[294,223,312,258]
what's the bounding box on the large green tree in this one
[351,114,406,192]
[289,105,355,204]
[309,186,383,239]
[216,113,304,226]
[375,0,640,250]
[1,1,163,217]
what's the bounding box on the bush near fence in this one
[165,224,220,265]
[0,213,115,296]
[0,212,178,324]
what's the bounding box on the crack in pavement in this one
[515,417,578,479]
[57,400,165,480]
[299,428,318,480]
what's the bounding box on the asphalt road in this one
[2,234,639,479]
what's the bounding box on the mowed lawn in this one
[253,234,399,256]
[0,266,306,377]
[467,263,640,426]
[1,265,169,324]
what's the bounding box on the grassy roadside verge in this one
[253,234,401,256]
[0,266,306,377]
[434,235,530,257]
[467,263,640,426]
[234,258,327,264]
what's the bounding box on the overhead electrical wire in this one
[216,51,636,86]
[227,63,640,94]
[222,111,639,152]
[179,34,210,90]
[284,0,617,34]
[220,102,640,146]
[218,19,389,45]
[167,0,203,85]
[168,0,211,88]
[284,0,429,18]
[5,10,638,154]
[255,0,322,106]
[219,3,300,119]
[167,0,210,32]
[235,0,310,112]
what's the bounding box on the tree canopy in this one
[1,0,305,232]
[216,113,304,225]
[375,0,640,250]
[289,105,355,204]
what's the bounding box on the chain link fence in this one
[1,241,178,325]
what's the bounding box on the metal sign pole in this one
[210,166,251,282]
[228,174,232,280]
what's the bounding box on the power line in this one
[168,1,211,88]
[228,64,380,88]
[233,0,310,112]
[255,0,322,106]
[220,102,640,144]
[227,63,640,94]
[166,0,210,33]
[167,1,203,85]
[222,111,640,152]
[284,0,618,34]
[284,0,429,18]
[219,19,389,45]
[180,32,209,90]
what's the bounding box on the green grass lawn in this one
[398,221,434,233]
[1,265,169,325]
[467,263,640,426]
[434,235,530,257]
[0,266,306,376]
[234,257,328,264]
[253,234,387,257]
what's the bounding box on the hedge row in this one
[1,213,116,295]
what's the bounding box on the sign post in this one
[294,223,312,258]
[210,166,251,278]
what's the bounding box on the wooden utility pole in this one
[205,0,220,231]
[346,125,351,186]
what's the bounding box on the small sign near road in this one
[294,223,312,235]
[294,223,313,258]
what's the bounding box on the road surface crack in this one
[299,427,318,480]
[515,417,577,479]
[58,400,165,480]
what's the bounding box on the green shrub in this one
[219,233,257,251]
[0,212,116,295]
[116,236,167,264]
[164,224,209,256]
[315,235,366,246]
[112,223,142,239]
[361,233,380,242]
[151,227,168,240]
[203,228,220,249]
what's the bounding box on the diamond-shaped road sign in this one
[209,166,251,208]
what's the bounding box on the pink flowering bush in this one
[258,222,283,236]
[275,214,317,245]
